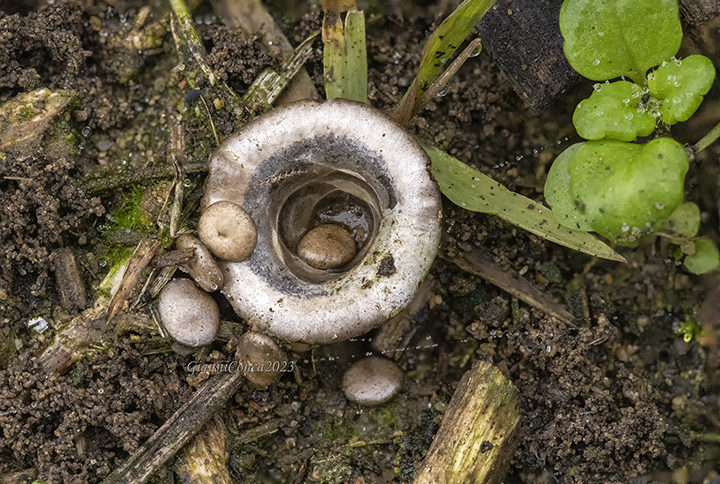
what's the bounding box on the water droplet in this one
[625,112,633,120]
[598,31,604,36]
[673,96,681,104]
[593,59,600,66]
[471,184,476,188]
[461,202,466,207]
[642,86,649,94]
[593,83,602,92]
[622,98,630,104]
[468,44,482,57]
[647,73,655,81]
[436,85,449,97]
[184,178,191,187]
[473,177,480,181]
[595,110,604,116]
[662,61,668,67]
[82,126,92,137]
[210,283,218,291]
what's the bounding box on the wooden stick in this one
[414,360,521,484]
[444,245,576,326]
[101,371,244,484]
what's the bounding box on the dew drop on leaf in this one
[625,112,633,120]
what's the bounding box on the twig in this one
[106,239,162,326]
[78,160,207,195]
[443,243,576,326]
[101,371,244,484]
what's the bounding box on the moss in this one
[110,184,154,233]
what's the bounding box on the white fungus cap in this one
[342,356,403,406]
[202,99,441,344]
[158,279,220,347]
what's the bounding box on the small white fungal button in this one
[342,356,403,406]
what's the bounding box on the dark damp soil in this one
[1,1,719,483]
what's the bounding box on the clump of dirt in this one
[0,151,104,295]
[0,5,87,93]
[206,25,275,95]
[0,340,190,483]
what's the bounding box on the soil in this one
[0,1,719,484]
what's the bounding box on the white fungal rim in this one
[203,99,441,344]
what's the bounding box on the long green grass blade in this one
[419,139,626,262]
[323,10,368,103]
[394,0,495,124]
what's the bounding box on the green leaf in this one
[558,138,688,244]
[419,138,625,262]
[573,81,656,141]
[648,55,716,125]
[394,0,495,124]
[544,142,594,231]
[660,202,700,241]
[560,0,682,83]
[684,239,720,275]
[323,10,368,103]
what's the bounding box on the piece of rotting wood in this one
[102,371,244,484]
[53,247,87,313]
[414,360,521,484]
[477,0,579,114]
[175,415,232,484]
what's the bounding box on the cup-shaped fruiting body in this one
[202,99,442,344]
[176,234,224,292]
[342,356,403,406]
[198,201,258,262]
[158,279,220,347]
[236,331,290,387]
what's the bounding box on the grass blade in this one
[419,139,626,262]
[394,0,496,124]
[323,9,368,103]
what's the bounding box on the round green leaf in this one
[684,239,720,275]
[560,0,682,83]
[661,201,701,241]
[573,81,656,141]
[648,55,716,125]
[544,142,594,231]
[566,138,688,244]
